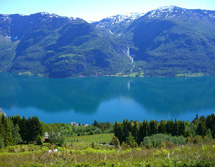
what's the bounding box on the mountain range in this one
[0,6,215,78]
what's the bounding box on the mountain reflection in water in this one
[0,73,215,123]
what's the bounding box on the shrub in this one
[203,135,212,143]
[111,136,120,149]
[193,135,202,144]
[142,134,186,148]
[89,130,95,135]
[161,140,174,148]
[121,142,130,150]
[8,147,16,153]
[92,142,95,149]
[20,146,27,152]
[95,129,103,134]
[131,141,138,148]
[36,136,43,145]
[142,136,152,148]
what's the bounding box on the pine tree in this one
[126,132,135,146]
[196,122,206,137]
[178,121,186,137]
[166,120,174,136]
[19,116,28,143]
[106,121,111,129]
[27,116,32,142]
[173,119,180,136]
[149,120,158,136]
[113,121,123,144]
[12,124,23,144]
[0,116,4,138]
[206,114,215,131]
[158,120,166,134]
[93,120,99,127]
[122,119,132,142]
[1,115,13,146]
[138,120,149,144]
[132,120,139,143]
[31,116,43,141]
[0,117,5,148]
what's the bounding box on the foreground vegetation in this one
[0,114,215,166]
[0,136,215,166]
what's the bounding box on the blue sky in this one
[1,0,215,21]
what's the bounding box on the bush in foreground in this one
[142,133,186,148]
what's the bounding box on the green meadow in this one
[0,133,215,167]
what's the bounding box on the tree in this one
[0,135,4,149]
[30,116,43,141]
[0,118,5,148]
[111,136,120,149]
[49,130,65,146]
[113,121,123,144]
[149,120,158,136]
[158,120,166,134]
[122,119,132,142]
[138,120,149,144]
[196,122,206,137]
[178,121,186,137]
[126,132,135,146]
[93,120,99,127]
[166,120,174,136]
[12,124,23,144]
[106,121,111,129]
[173,119,180,136]
[19,116,28,143]
[206,114,215,131]
[1,115,13,146]
[132,120,139,143]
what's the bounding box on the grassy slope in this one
[0,134,215,166]
[67,133,114,150]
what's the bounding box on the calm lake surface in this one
[0,72,215,124]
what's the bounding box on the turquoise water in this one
[0,73,215,124]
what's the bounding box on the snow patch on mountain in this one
[94,12,145,28]
[145,6,215,20]
[147,6,183,19]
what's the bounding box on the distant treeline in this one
[1,113,215,149]
[113,114,215,146]
[0,115,113,148]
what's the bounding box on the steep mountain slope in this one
[0,6,215,78]
[126,6,215,76]
[0,13,131,78]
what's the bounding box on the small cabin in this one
[44,132,49,142]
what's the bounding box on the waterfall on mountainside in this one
[127,47,135,73]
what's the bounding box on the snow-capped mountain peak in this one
[146,5,183,19]
[145,6,215,19]
[93,12,145,29]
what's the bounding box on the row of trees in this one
[195,114,215,137]
[92,120,112,132]
[113,119,186,145]
[0,115,42,148]
[113,114,215,146]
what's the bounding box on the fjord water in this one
[0,73,215,124]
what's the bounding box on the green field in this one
[66,133,114,149]
[0,133,215,167]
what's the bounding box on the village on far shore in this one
[70,122,89,126]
